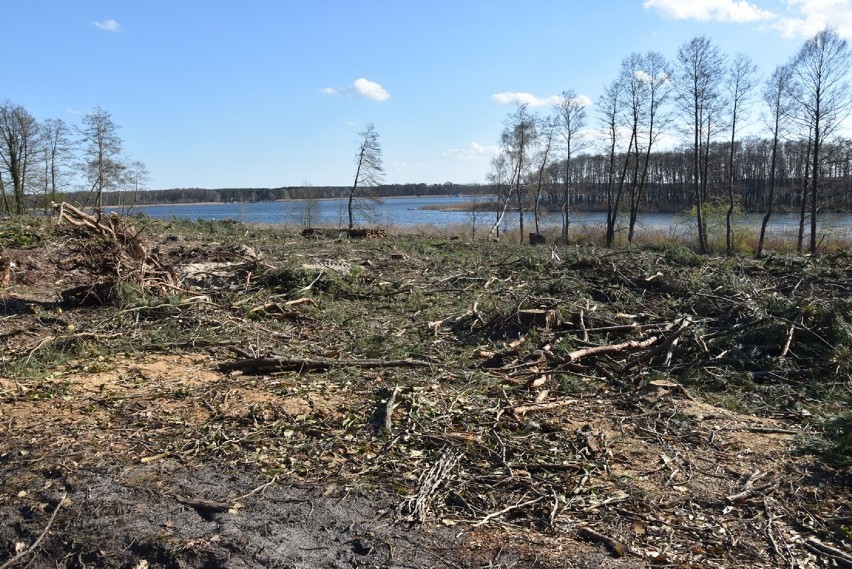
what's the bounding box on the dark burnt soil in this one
[0,460,637,569]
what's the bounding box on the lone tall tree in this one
[80,106,124,209]
[349,123,383,230]
[790,27,852,255]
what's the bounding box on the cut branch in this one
[218,355,434,374]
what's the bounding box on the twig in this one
[727,470,775,503]
[579,309,589,343]
[235,475,279,502]
[764,499,782,558]
[298,271,325,292]
[780,314,801,358]
[383,385,402,433]
[511,399,577,416]
[0,493,67,569]
[469,495,545,529]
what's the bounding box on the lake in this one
[110,195,852,241]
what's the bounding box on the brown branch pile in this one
[52,201,177,305]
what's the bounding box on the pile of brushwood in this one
[0,210,849,568]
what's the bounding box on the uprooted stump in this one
[52,201,177,305]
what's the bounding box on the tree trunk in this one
[810,120,820,255]
[757,130,779,257]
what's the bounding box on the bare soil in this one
[0,214,849,568]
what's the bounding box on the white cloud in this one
[491,92,565,107]
[93,19,122,32]
[352,78,390,101]
[443,142,500,161]
[643,0,776,23]
[322,77,390,101]
[771,0,852,38]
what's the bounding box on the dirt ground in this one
[0,214,850,568]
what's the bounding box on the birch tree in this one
[501,105,537,244]
[80,106,124,209]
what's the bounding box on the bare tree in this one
[79,106,124,209]
[627,52,672,243]
[501,104,537,244]
[555,89,588,243]
[675,36,726,253]
[757,64,796,257]
[620,53,646,244]
[37,118,73,212]
[464,185,485,239]
[487,152,512,238]
[600,78,627,248]
[790,27,852,255]
[123,160,150,214]
[299,181,321,230]
[723,53,759,255]
[349,123,384,230]
[0,101,39,214]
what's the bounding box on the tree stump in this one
[529,233,546,246]
[518,308,559,330]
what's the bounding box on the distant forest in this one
[64,136,852,214]
[63,182,478,208]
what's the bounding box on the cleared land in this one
[0,211,850,568]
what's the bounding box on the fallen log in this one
[218,355,433,374]
[565,336,658,363]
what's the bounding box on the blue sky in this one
[5,0,852,189]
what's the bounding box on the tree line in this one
[0,103,149,215]
[53,182,481,209]
[489,28,852,255]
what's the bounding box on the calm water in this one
[110,196,852,240]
